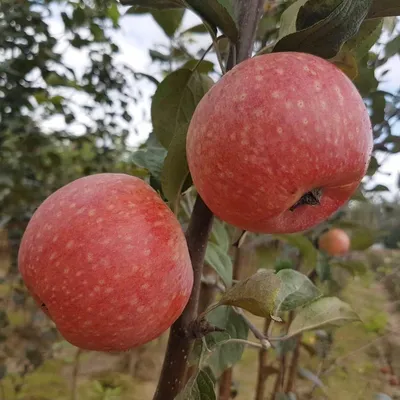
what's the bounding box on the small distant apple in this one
[318,228,351,256]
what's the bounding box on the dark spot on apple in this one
[289,188,322,212]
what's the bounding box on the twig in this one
[234,307,270,345]
[218,367,233,400]
[219,244,247,400]
[71,348,82,400]
[255,318,272,400]
[285,335,301,393]
[153,197,214,400]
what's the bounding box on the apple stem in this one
[152,1,264,399]
[289,188,323,211]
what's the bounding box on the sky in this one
[44,5,399,197]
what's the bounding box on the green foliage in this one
[191,306,249,378]
[176,369,216,400]
[363,311,388,334]
[185,0,238,42]
[274,234,318,270]
[275,269,322,312]
[274,0,374,58]
[205,242,233,287]
[286,297,360,338]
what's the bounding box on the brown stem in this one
[153,196,214,400]
[255,318,272,400]
[185,264,220,384]
[272,354,286,399]
[285,335,301,393]
[271,311,295,399]
[218,367,233,400]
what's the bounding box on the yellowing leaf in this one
[330,51,358,80]
[217,270,281,317]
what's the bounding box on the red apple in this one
[186,52,373,233]
[18,173,193,351]
[389,376,399,386]
[318,228,351,256]
[380,366,390,374]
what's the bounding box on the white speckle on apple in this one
[272,91,280,98]
[297,100,304,108]
[66,240,74,249]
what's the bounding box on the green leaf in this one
[332,259,367,276]
[316,253,332,282]
[385,34,400,58]
[193,306,249,378]
[107,2,121,27]
[275,270,322,312]
[154,69,212,206]
[274,234,318,270]
[149,49,170,62]
[367,0,400,18]
[182,59,215,74]
[131,147,167,180]
[274,0,374,59]
[185,0,238,42]
[366,156,380,176]
[369,184,390,192]
[151,68,213,149]
[176,369,216,400]
[216,270,281,317]
[205,242,233,287]
[181,23,209,35]
[350,227,375,250]
[278,0,309,39]
[286,297,360,338]
[152,9,185,37]
[123,0,185,10]
[209,219,230,251]
[161,125,190,208]
[343,18,383,60]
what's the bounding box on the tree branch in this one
[153,197,214,400]
[234,0,266,63]
[153,1,263,398]
[255,318,272,400]
[285,335,301,393]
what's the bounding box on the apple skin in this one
[18,173,193,352]
[186,52,373,233]
[318,228,351,256]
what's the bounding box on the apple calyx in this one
[289,188,323,212]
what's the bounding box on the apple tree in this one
[2,0,400,399]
